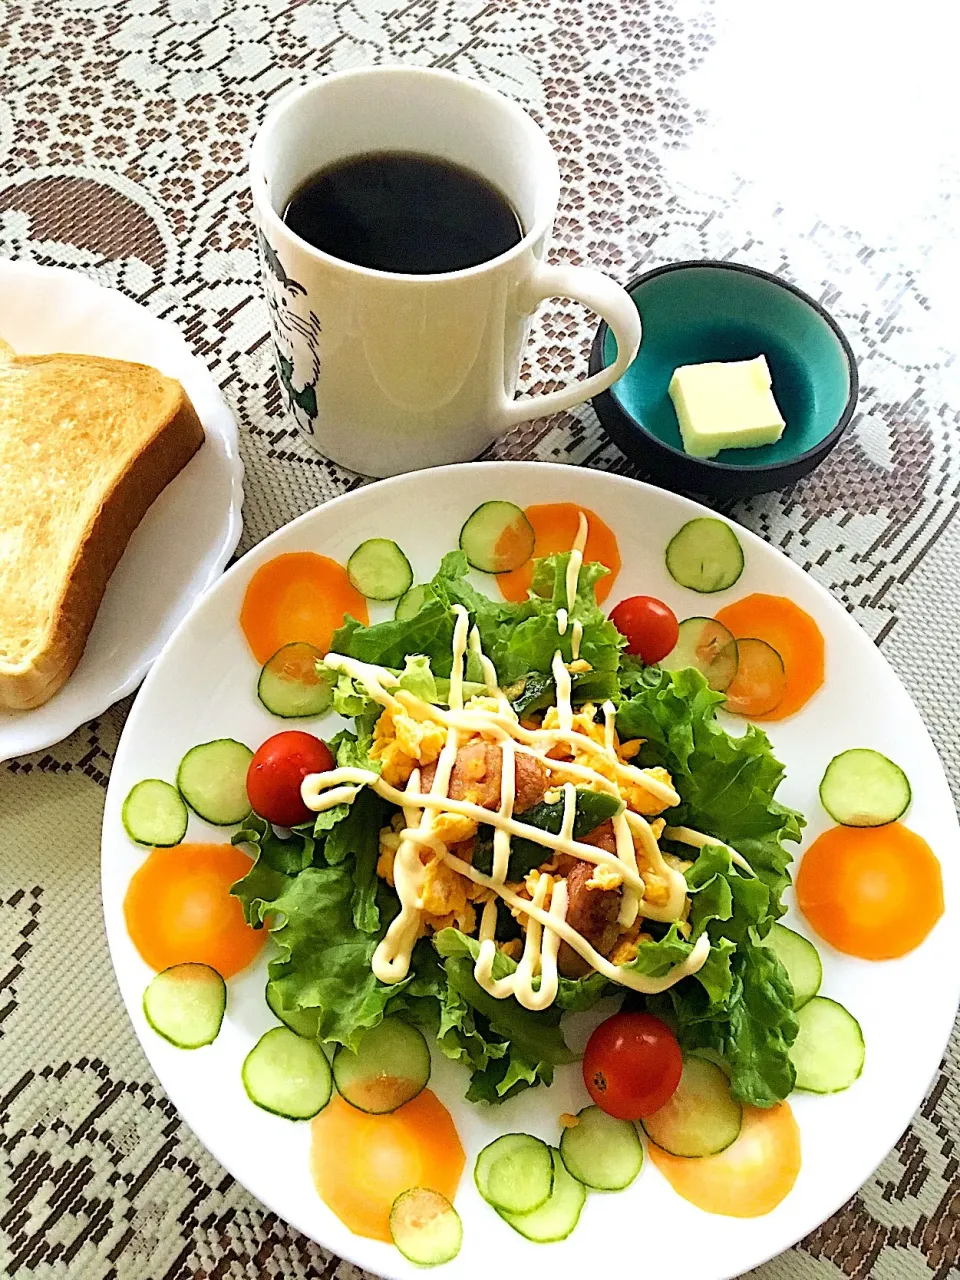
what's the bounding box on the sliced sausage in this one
[558,857,622,977]
[579,819,617,855]
[514,751,551,813]
[420,744,548,813]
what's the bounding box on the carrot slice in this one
[724,638,787,717]
[310,1091,465,1241]
[240,552,369,664]
[714,594,824,720]
[796,822,943,959]
[124,843,265,978]
[497,503,621,604]
[648,1102,801,1217]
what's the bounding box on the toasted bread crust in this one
[0,379,203,710]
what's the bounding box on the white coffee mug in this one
[249,67,642,477]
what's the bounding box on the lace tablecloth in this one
[2,0,959,1275]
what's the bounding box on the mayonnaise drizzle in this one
[303,513,708,1006]
[663,825,756,876]
[392,691,679,808]
[302,765,379,807]
[564,514,587,658]
[474,875,568,1010]
[370,777,644,892]
[602,700,617,754]
[565,511,589,609]
[552,649,574,734]
[571,618,584,662]
[403,827,710,995]
[468,625,500,697]
[373,768,433,982]
[492,734,516,884]
[368,606,470,984]
[614,810,641,928]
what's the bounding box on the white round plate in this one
[0,259,243,761]
[102,463,959,1280]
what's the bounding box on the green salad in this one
[230,547,805,1109]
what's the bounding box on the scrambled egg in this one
[377,811,489,901]
[623,766,674,816]
[587,863,623,891]
[637,871,670,908]
[376,814,405,885]
[432,811,478,844]
[543,706,605,744]
[370,706,445,786]
[522,867,556,908]
[377,809,480,933]
[635,844,692,909]
[419,855,475,933]
[608,921,654,965]
[463,694,504,720]
[540,706,673,816]
[370,695,690,955]
[422,905,477,933]
[466,881,495,904]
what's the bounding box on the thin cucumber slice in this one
[390,1188,462,1266]
[177,739,253,826]
[474,1133,554,1215]
[660,617,739,692]
[266,980,321,1040]
[765,923,822,1010]
[724,638,786,717]
[122,779,188,847]
[459,501,535,574]
[242,1026,333,1119]
[791,996,865,1094]
[666,517,745,593]
[641,1057,742,1157]
[499,1149,586,1243]
[258,643,332,719]
[559,1106,643,1190]
[143,963,225,1049]
[395,583,431,622]
[820,748,912,827]
[347,539,413,601]
[332,1017,431,1114]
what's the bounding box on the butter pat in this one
[668,356,786,459]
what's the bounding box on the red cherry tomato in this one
[583,1012,683,1120]
[609,596,679,665]
[246,731,334,827]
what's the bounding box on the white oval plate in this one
[102,463,959,1280]
[0,259,243,761]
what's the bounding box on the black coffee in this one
[282,151,523,274]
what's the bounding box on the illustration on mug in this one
[258,232,321,433]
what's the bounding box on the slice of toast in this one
[0,347,204,710]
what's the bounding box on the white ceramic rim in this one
[101,461,960,1280]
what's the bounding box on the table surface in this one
[3,0,960,1276]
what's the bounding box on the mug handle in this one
[497,264,642,430]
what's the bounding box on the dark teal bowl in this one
[590,261,858,497]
